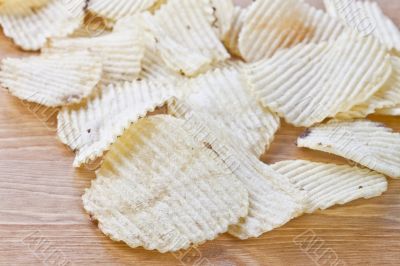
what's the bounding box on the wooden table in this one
[0,0,399,265]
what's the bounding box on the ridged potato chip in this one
[168,100,305,239]
[272,160,388,213]
[297,120,400,179]
[246,31,392,127]
[204,0,235,40]
[57,80,178,167]
[172,66,280,157]
[145,0,230,76]
[0,51,102,107]
[223,6,248,58]
[238,0,344,62]
[139,34,186,86]
[46,29,145,85]
[87,0,158,24]
[114,14,186,86]
[324,0,400,51]
[82,115,249,252]
[337,55,400,119]
[377,104,400,116]
[0,0,50,14]
[0,0,85,50]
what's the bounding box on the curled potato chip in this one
[272,160,388,213]
[224,6,248,58]
[0,0,85,50]
[238,0,344,62]
[0,0,50,14]
[377,104,400,116]
[46,29,145,85]
[57,80,178,167]
[69,12,111,38]
[145,0,230,76]
[87,0,158,23]
[337,55,400,119]
[82,115,249,252]
[0,51,102,107]
[171,66,280,157]
[297,120,400,179]
[246,31,392,127]
[324,0,400,51]
[168,100,305,239]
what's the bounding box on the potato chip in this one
[87,0,158,23]
[246,31,392,127]
[337,55,400,119]
[376,104,400,116]
[224,6,248,58]
[0,51,102,107]
[271,160,388,213]
[0,0,85,50]
[139,35,186,86]
[114,14,185,86]
[168,100,305,239]
[171,66,280,157]
[324,0,400,51]
[57,80,178,167]
[144,0,230,76]
[297,120,400,179]
[238,0,344,62]
[46,29,145,85]
[204,0,235,40]
[0,0,50,14]
[82,115,249,252]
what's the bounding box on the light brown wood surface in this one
[0,0,399,265]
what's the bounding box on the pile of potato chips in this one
[0,0,399,252]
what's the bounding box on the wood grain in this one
[0,1,399,265]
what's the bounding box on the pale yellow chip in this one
[297,120,400,179]
[0,0,85,51]
[246,31,392,127]
[204,0,235,40]
[87,0,158,23]
[57,80,178,167]
[168,100,305,239]
[238,0,344,62]
[144,0,230,76]
[170,66,280,157]
[46,29,145,85]
[224,6,248,58]
[139,33,186,86]
[82,115,249,252]
[324,0,400,51]
[0,51,102,107]
[114,14,186,86]
[0,0,50,14]
[272,160,388,213]
[376,104,400,116]
[337,55,400,119]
